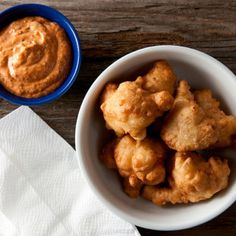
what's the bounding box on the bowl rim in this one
[0,3,81,105]
[75,45,236,231]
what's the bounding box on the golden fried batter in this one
[101,78,173,140]
[115,135,166,185]
[161,80,217,151]
[100,140,117,169]
[137,60,177,94]
[123,177,143,198]
[194,90,236,148]
[100,61,233,205]
[142,152,230,205]
[101,135,166,197]
[161,80,236,151]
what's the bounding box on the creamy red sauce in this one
[0,16,72,98]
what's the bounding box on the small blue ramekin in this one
[0,4,81,105]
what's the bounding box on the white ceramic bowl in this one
[75,45,236,231]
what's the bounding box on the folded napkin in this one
[0,106,140,236]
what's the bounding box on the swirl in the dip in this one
[0,16,72,98]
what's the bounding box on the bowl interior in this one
[76,46,236,230]
[0,4,81,105]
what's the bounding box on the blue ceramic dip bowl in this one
[0,4,81,105]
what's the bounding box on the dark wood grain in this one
[0,1,235,235]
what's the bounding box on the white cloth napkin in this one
[0,106,140,236]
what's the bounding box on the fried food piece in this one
[123,177,143,198]
[115,135,166,185]
[100,83,118,105]
[100,140,117,169]
[137,60,177,94]
[194,90,236,148]
[161,80,236,151]
[101,135,166,197]
[161,80,217,151]
[100,139,142,198]
[142,152,230,205]
[101,78,174,140]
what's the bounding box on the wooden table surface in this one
[1,0,236,235]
